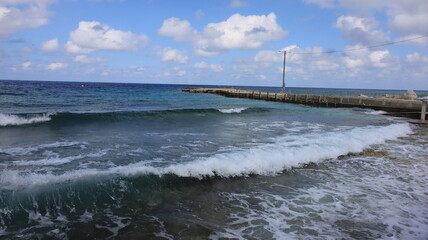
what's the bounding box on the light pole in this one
[279,50,287,93]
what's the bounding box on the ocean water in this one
[0,80,427,239]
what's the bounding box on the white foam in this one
[0,123,412,189]
[364,110,388,115]
[218,108,248,114]
[211,134,428,239]
[0,113,52,126]
[0,141,86,156]
[11,150,108,166]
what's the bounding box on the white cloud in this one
[335,15,389,45]
[311,59,339,71]
[254,45,316,65]
[0,0,52,40]
[254,50,282,63]
[41,38,59,51]
[194,61,224,72]
[390,12,428,35]
[230,0,247,8]
[65,21,149,54]
[406,53,428,64]
[73,55,106,64]
[177,70,186,76]
[47,62,67,70]
[158,18,195,41]
[343,57,364,68]
[22,61,31,70]
[396,34,427,45]
[307,0,428,40]
[258,74,267,80]
[369,50,390,68]
[234,45,305,74]
[155,47,188,64]
[158,13,287,56]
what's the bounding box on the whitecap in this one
[0,123,413,189]
[364,110,388,115]
[0,113,52,126]
[0,141,86,156]
[218,108,248,114]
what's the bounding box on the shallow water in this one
[0,80,427,239]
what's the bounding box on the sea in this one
[0,80,427,239]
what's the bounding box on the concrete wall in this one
[182,88,423,113]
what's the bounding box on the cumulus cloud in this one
[335,15,389,45]
[47,62,67,70]
[369,50,390,68]
[73,55,106,64]
[194,61,224,72]
[155,47,188,64]
[40,38,59,51]
[306,0,428,41]
[65,21,149,54]
[236,43,403,86]
[0,0,53,40]
[158,13,286,56]
[158,18,195,41]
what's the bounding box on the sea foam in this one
[0,123,412,189]
[218,108,248,114]
[0,113,51,126]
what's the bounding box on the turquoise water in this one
[0,80,427,239]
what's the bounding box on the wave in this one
[0,108,269,127]
[0,92,26,96]
[0,141,85,156]
[364,110,388,115]
[0,113,52,126]
[0,123,412,189]
[218,108,248,114]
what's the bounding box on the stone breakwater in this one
[182,88,425,119]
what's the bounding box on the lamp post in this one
[279,50,287,93]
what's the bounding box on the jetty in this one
[182,88,427,121]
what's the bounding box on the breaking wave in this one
[217,108,248,113]
[0,113,52,126]
[0,108,269,127]
[0,123,412,190]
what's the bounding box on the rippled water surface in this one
[0,80,427,239]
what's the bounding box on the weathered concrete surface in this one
[182,87,426,119]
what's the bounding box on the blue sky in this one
[0,0,427,89]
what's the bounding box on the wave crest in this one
[218,108,248,114]
[0,113,52,126]
[0,123,412,189]
[0,108,269,127]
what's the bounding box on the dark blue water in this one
[0,80,427,239]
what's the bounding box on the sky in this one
[0,0,427,90]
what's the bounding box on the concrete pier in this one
[421,101,427,122]
[182,88,426,120]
